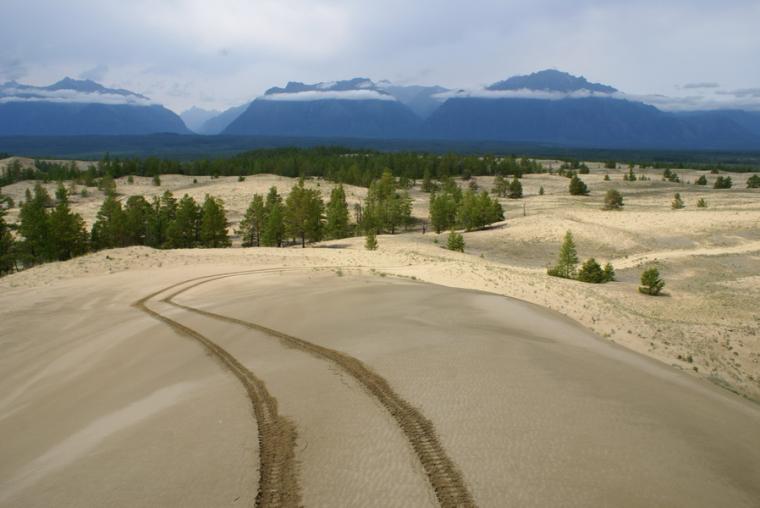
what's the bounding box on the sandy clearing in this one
[174,270,760,507]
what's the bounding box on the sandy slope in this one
[1,260,759,507]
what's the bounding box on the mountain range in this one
[2,70,759,150]
[0,78,189,135]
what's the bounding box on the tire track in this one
[163,272,476,508]
[133,271,301,508]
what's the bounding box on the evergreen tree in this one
[324,185,351,240]
[0,202,16,275]
[365,229,378,250]
[167,194,201,248]
[123,195,152,246]
[577,258,605,283]
[696,198,708,208]
[539,185,544,196]
[261,202,285,247]
[17,183,53,264]
[548,231,579,279]
[362,170,412,234]
[421,168,436,193]
[507,175,523,199]
[492,174,508,197]
[695,175,708,185]
[569,175,589,195]
[672,193,685,209]
[456,190,504,231]
[91,194,126,250]
[199,195,230,248]
[429,192,458,233]
[639,267,665,295]
[747,174,760,188]
[447,230,465,252]
[603,189,624,210]
[284,179,324,247]
[239,194,266,246]
[145,191,177,248]
[713,176,733,189]
[48,185,88,261]
[603,262,616,282]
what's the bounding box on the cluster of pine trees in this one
[429,178,504,233]
[547,231,615,284]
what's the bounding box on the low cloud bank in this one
[0,85,156,106]
[433,87,760,112]
[259,89,396,101]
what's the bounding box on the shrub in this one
[538,186,544,196]
[577,258,606,283]
[639,267,665,295]
[696,198,707,208]
[238,175,246,182]
[365,229,378,250]
[747,174,760,188]
[152,174,161,187]
[569,175,589,195]
[127,175,134,184]
[662,168,680,182]
[507,176,523,199]
[447,230,465,252]
[548,230,578,279]
[714,176,732,189]
[603,262,615,282]
[603,189,624,210]
[579,165,591,174]
[695,175,707,185]
[603,174,610,181]
[671,193,684,209]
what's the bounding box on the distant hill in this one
[224,78,421,138]
[197,102,250,134]
[378,82,448,119]
[423,70,760,149]
[180,107,221,133]
[0,78,190,136]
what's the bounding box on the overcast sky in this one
[1,0,758,113]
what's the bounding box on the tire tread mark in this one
[134,278,301,508]
[165,274,476,508]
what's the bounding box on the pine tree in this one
[261,202,285,247]
[539,186,544,196]
[507,175,523,199]
[284,179,324,247]
[429,192,458,233]
[672,193,685,209]
[447,230,464,252]
[365,229,378,250]
[695,175,708,185]
[167,194,201,248]
[639,267,665,295]
[324,184,351,240]
[48,184,88,261]
[492,174,508,197]
[577,258,605,283]
[17,183,53,264]
[603,189,624,210]
[603,262,616,282]
[91,193,126,250]
[456,190,504,231]
[123,195,152,246]
[0,203,16,275]
[696,198,708,208]
[548,231,579,279]
[569,175,589,195]
[199,195,230,248]
[145,191,177,248]
[747,174,760,188]
[239,194,266,246]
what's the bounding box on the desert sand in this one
[1,164,760,506]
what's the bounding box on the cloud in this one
[433,88,615,101]
[681,82,720,89]
[79,64,109,82]
[716,88,760,98]
[259,89,396,101]
[0,86,156,106]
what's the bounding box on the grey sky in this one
[1,0,758,113]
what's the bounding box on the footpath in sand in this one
[1,256,759,507]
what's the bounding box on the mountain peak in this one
[265,78,387,96]
[487,69,617,94]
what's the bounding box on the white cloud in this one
[259,90,396,101]
[0,86,156,106]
